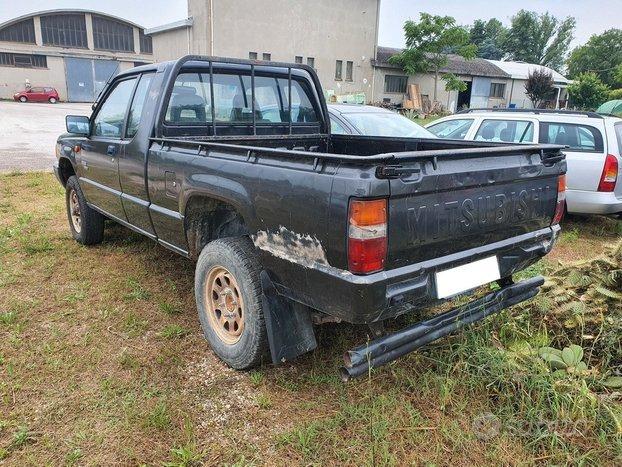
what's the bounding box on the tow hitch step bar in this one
[340,275,545,382]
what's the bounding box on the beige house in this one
[0,9,154,101]
[371,47,512,112]
[147,0,381,102]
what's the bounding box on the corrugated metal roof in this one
[485,60,571,84]
[374,46,510,79]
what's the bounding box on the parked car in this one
[426,109,622,216]
[328,103,436,138]
[54,57,566,380]
[13,87,59,103]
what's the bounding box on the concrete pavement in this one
[0,100,92,172]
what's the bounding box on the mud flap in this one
[261,271,317,364]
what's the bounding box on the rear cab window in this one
[539,122,604,152]
[163,67,320,136]
[427,118,473,139]
[474,119,534,143]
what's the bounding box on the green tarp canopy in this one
[597,100,622,115]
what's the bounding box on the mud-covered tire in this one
[65,175,104,245]
[195,237,268,369]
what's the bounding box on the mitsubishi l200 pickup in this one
[55,56,566,380]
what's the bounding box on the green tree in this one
[567,72,610,110]
[390,13,477,103]
[503,10,575,71]
[567,29,622,88]
[524,69,556,108]
[469,19,507,60]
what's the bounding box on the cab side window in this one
[93,78,137,138]
[126,73,154,138]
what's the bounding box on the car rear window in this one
[539,122,604,152]
[474,119,534,143]
[426,118,473,139]
[616,123,622,154]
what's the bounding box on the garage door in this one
[65,58,119,102]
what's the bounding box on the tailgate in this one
[386,147,564,269]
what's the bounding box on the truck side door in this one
[118,72,156,236]
[78,76,137,221]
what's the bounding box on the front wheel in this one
[65,176,105,245]
[195,237,268,369]
[49,97,57,104]
[19,96,27,103]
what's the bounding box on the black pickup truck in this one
[55,56,566,380]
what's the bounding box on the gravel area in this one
[0,100,92,172]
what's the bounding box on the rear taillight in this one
[552,174,566,225]
[598,154,618,192]
[348,199,387,274]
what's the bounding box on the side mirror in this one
[66,115,90,136]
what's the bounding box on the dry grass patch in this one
[1,172,620,465]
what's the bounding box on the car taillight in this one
[597,154,618,192]
[348,199,387,274]
[551,174,566,225]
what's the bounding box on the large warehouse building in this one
[0,9,154,101]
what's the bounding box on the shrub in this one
[567,72,611,110]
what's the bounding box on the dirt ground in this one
[1,172,620,465]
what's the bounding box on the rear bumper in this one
[340,275,545,380]
[566,189,622,215]
[265,225,559,324]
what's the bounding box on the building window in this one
[346,61,353,81]
[139,30,152,54]
[40,14,87,48]
[490,83,506,98]
[92,15,135,52]
[0,18,35,43]
[295,56,303,64]
[307,57,315,69]
[384,75,408,93]
[249,52,257,60]
[335,60,343,80]
[0,52,47,69]
[262,53,271,61]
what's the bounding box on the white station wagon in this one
[426,109,622,217]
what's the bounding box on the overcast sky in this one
[1,0,620,49]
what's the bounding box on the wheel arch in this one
[184,195,250,260]
[57,157,76,187]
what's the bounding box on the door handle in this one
[106,145,117,157]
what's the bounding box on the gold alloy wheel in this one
[204,266,245,344]
[69,188,82,233]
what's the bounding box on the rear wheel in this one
[65,176,105,245]
[19,96,27,103]
[195,237,268,369]
[48,97,57,104]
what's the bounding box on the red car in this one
[13,87,60,104]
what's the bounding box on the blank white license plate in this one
[435,256,500,299]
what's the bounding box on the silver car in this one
[426,109,622,216]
